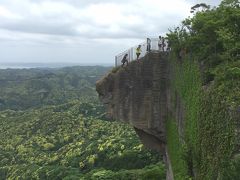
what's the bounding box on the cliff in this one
[96,52,169,152]
[96,51,240,179]
[96,52,175,179]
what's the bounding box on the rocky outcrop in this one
[96,50,240,179]
[96,52,169,153]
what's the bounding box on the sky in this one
[0,0,222,65]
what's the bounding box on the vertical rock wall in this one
[96,52,169,152]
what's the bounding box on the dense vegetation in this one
[0,66,165,179]
[0,66,111,110]
[167,0,240,179]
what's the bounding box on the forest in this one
[0,66,111,110]
[0,66,165,179]
[167,0,240,179]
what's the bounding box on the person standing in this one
[146,38,151,52]
[158,36,162,51]
[162,37,165,52]
[136,45,142,60]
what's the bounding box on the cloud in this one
[0,0,192,39]
[0,5,22,19]
[0,0,222,64]
[188,0,221,7]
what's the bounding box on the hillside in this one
[0,66,165,179]
[0,66,111,110]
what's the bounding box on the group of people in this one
[121,44,142,67]
[121,44,144,67]
[121,36,170,67]
[158,36,168,52]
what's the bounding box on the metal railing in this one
[115,38,168,67]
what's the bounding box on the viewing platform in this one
[115,38,168,67]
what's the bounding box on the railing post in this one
[131,48,133,62]
[115,56,117,67]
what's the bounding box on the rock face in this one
[96,51,240,179]
[96,52,169,153]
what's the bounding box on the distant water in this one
[0,63,113,69]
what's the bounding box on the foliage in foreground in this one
[0,100,164,179]
[167,0,240,179]
[0,66,164,179]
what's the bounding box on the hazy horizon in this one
[0,62,113,69]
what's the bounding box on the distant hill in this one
[0,66,111,110]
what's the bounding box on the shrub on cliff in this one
[166,0,240,179]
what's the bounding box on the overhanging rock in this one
[96,52,169,153]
